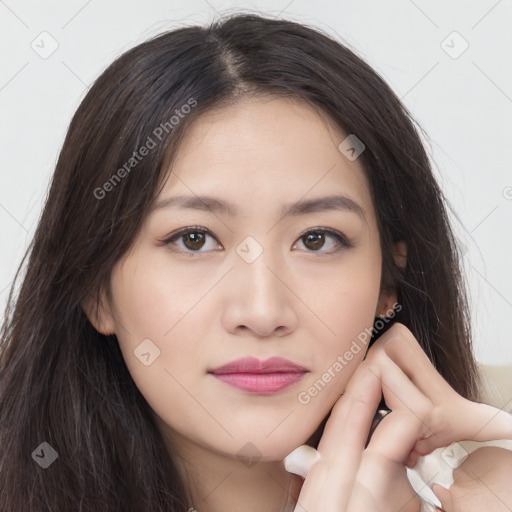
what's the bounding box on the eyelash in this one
[159,226,354,257]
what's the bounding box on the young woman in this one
[1,13,511,512]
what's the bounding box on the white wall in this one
[1,0,511,364]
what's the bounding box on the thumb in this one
[432,484,453,511]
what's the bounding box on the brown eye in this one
[302,232,325,251]
[295,228,353,253]
[161,227,221,255]
[182,232,206,250]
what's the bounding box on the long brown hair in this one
[0,13,480,511]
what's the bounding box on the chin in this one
[227,429,321,464]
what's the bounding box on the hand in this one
[363,324,512,467]
[286,323,430,512]
[285,362,422,511]
[284,322,512,512]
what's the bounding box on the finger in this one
[413,402,512,456]
[317,362,383,458]
[347,361,424,512]
[368,323,453,403]
[432,484,453,511]
[355,450,423,512]
[377,325,512,446]
[404,448,421,468]
[372,353,432,421]
[296,363,382,512]
[366,410,425,463]
[456,402,512,441]
[364,353,437,463]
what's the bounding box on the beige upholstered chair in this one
[478,364,512,413]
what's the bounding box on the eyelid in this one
[159,225,354,255]
[295,226,354,250]
[159,226,222,256]
[160,225,214,244]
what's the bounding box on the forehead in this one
[157,96,375,223]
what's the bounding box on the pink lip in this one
[208,357,308,394]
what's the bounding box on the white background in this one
[1,0,511,364]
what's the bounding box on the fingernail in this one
[283,445,321,478]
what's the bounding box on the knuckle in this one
[427,405,448,430]
[412,401,438,431]
[365,349,387,369]
[383,323,417,352]
[389,322,414,341]
[417,402,435,424]
[358,359,382,378]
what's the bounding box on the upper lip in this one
[209,356,308,374]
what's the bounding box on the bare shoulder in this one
[447,447,512,511]
[454,446,512,479]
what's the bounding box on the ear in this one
[376,288,397,318]
[81,287,116,336]
[376,241,407,317]
[392,240,407,269]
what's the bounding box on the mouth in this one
[208,356,309,394]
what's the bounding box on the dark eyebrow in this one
[150,194,366,221]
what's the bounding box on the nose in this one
[221,249,299,338]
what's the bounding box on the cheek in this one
[107,256,205,397]
[109,252,213,341]
[295,252,381,404]
[302,250,381,340]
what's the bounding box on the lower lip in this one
[211,372,307,394]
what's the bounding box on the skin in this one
[433,447,512,511]
[83,96,512,511]
[289,321,512,511]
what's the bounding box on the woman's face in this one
[87,96,396,462]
